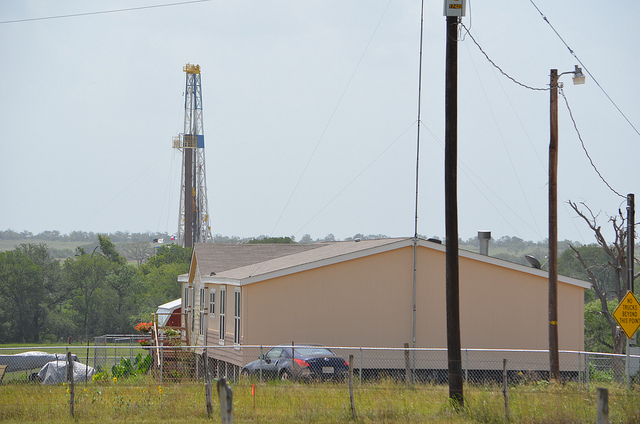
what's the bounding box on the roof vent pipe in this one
[478,231,491,256]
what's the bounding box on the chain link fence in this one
[2,345,640,387]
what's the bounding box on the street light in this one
[548,65,584,382]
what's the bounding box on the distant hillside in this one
[0,229,579,266]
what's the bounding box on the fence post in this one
[217,378,233,423]
[578,351,582,389]
[160,345,163,385]
[596,387,608,424]
[349,354,356,419]
[204,348,213,417]
[359,348,363,384]
[291,341,295,381]
[259,345,263,383]
[585,353,590,390]
[502,358,509,422]
[67,351,75,418]
[404,343,411,384]
[85,340,90,385]
[464,349,468,384]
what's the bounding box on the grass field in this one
[1,375,638,423]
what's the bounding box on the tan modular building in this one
[178,238,589,377]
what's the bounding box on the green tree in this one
[0,249,43,342]
[63,253,113,339]
[137,244,191,320]
[0,244,63,342]
[102,265,145,333]
[140,244,192,272]
[566,200,639,381]
[584,299,618,352]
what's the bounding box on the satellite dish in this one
[525,255,541,269]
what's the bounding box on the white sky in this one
[1,0,638,244]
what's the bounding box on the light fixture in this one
[572,65,585,85]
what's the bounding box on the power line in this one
[269,0,394,237]
[461,23,549,92]
[293,121,416,238]
[0,0,212,24]
[559,88,625,199]
[527,0,640,138]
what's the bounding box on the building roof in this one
[182,238,590,289]
[192,242,333,276]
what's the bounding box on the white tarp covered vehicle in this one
[0,351,76,372]
[37,360,95,384]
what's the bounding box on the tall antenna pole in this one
[174,63,213,248]
[411,0,426,384]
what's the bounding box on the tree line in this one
[0,236,189,343]
[0,220,637,353]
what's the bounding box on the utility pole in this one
[548,65,584,382]
[548,69,560,382]
[444,0,464,407]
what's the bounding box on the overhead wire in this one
[527,0,640,138]
[268,0,394,238]
[0,0,212,24]
[79,149,172,231]
[461,23,549,92]
[420,122,541,239]
[463,38,543,237]
[462,24,592,242]
[293,122,417,238]
[559,88,625,199]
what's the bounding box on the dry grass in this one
[0,377,639,423]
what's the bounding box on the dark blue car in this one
[241,345,349,381]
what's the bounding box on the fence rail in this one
[1,344,639,387]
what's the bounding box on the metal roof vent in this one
[478,231,491,256]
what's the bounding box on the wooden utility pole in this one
[445,13,463,407]
[548,69,560,382]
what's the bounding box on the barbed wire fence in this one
[1,344,639,420]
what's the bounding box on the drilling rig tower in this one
[173,63,212,248]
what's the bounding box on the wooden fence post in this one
[502,359,509,422]
[204,349,213,417]
[349,354,356,419]
[596,387,608,424]
[217,377,233,423]
[67,351,74,418]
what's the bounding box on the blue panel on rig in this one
[197,135,204,148]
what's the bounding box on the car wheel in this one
[280,369,291,381]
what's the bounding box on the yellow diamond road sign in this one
[613,291,640,339]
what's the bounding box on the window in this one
[234,288,241,345]
[199,287,205,336]
[184,286,189,309]
[219,286,226,343]
[209,289,216,317]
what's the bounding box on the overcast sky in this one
[1,0,638,244]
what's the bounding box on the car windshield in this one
[295,347,334,356]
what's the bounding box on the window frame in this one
[199,287,206,336]
[219,285,226,344]
[234,288,241,345]
[209,288,216,317]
